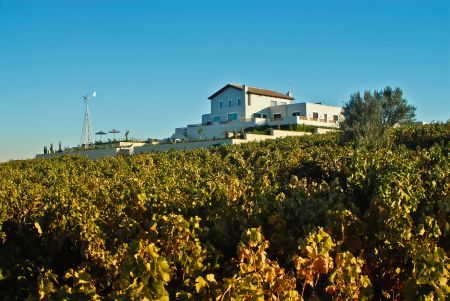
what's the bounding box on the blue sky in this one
[0,0,449,161]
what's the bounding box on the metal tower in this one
[80,92,96,148]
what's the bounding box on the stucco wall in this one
[36,148,118,160]
[245,94,292,119]
[269,103,307,118]
[134,139,236,153]
[210,87,245,123]
[305,103,342,122]
[269,129,312,137]
[185,119,264,140]
[314,128,339,134]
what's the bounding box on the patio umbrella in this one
[108,129,120,141]
[95,131,107,142]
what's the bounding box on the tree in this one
[125,130,130,141]
[44,146,47,154]
[380,87,416,126]
[50,143,54,154]
[58,141,62,153]
[197,128,204,140]
[340,87,416,143]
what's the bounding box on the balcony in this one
[240,118,254,123]
[270,117,283,122]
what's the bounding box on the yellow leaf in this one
[34,222,42,235]
[195,276,207,293]
[206,274,216,284]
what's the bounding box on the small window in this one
[262,113,267,118]
[228,113,238,121]
[219,101,223,109]
[333,115,339,122]
[271,101,277,106]
[237,99,241,106]
[312,112,319,119]
[292,112,300,116]
[254,113,262,118]
[274,113,282,120]
[323,114,328,121]
[213,116,221,123]
[228,99,232,107]
[248,96,251,106]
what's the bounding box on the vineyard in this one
[0,123,449,300]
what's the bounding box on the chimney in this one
[287,91,293,97]
[243,84,248,94]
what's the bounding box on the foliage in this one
[217,227,299,300]
[0,123,448,300]
[245,124,319,135]
[340,86,416,143]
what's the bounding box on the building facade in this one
[173,84,343,141]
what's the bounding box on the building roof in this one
[208,83,294,100]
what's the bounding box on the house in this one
[172,84,343,141]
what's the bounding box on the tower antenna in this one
[80,91,96,148]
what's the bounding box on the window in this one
[228,113,238,122]
[333,115,339,122]
[273,113,282,120]
[219,101,223,109]
[312,112,319,120]
[237,99,241,106]
[271,101,277,106]
[323,114,328,121]
[248,96,251,106]
[254,113,262,118]
[292,112,301,116]
[213,116,221,123]
[228,99,232,107]
[262,113,267,118]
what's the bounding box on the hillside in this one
[0,123,449,300]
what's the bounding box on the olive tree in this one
[340,87,416,143]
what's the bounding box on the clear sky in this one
[1,0,449,161]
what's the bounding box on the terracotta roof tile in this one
[208,84,294,100]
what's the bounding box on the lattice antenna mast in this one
[80,91,96,148]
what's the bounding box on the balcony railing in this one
[270,118,283,122]
[240,118,254,123]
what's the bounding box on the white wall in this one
[185,119,265,140]
[305,103,342,123]
[269,129,312,137]
[36,148,118,160]
[134,139,236,153]
[210,87,245,123]
[245,94,292,119]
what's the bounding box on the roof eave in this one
[207,84,243,100]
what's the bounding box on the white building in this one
[173,84,343,141]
